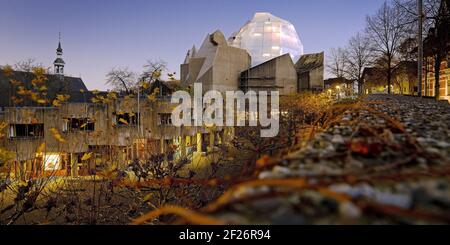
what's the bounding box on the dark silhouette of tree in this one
[366,2,408,94]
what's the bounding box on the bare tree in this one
[398,37,418,61]
[105,67,136,94]
[366,2,409,94]
[395,0,449,99]
[394,0,442,33]
[344,32,374,95]
[141,59,168,83]
[327,47,348,78]
[13,58,47,73]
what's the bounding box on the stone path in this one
[206,95,450,224]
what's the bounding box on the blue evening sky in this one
[0,0,386,90]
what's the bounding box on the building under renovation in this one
[0,40,228,180]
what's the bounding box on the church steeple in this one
[54,32,65,75]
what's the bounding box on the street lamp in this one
[136,79,143,160]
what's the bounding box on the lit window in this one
[447,80,450,96]
[272,46,280,50]
[44,154,61,171]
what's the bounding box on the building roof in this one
[324,77,354,86]
[243,53,293,71]
[362,67,384,78]
[164,80,181,90]
[0,69,89,107]
[362,61,417,80]
[295,52,324,74]
[53,57,65,64]
[183,45,197,64]
[142,79,180,98]
[422,0,450,56]
[393,61,417,77]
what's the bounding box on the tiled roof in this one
[0,69,89,107]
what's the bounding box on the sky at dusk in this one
[0,0,386,90]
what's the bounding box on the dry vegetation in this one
[0,91,339,225]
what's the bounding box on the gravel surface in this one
[208,95,450,224]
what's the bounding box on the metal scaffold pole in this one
[136,83,140,160]
[418,0,423,97]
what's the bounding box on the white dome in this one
[229,12,304,66]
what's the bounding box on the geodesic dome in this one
[229,12,304,66]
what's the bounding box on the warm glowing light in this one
[43,153,61,171]
[336,86,341,90]
[228,12,304,66]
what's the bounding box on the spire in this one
[57,42,62,53]
[54,32,65,75]
[56,32,63,54]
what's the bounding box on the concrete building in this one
[295,52,325,92]
[182,15,323,95]
[0,39,228,180]
[181,30,251,92]
[0,73,227,179]
[239,54,298,95]
[1,21,325,180]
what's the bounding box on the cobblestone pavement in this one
[208,95,450,224]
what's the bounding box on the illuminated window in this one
[43,154,61,171]
[229,12,304,66]
[447,80,450,96]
